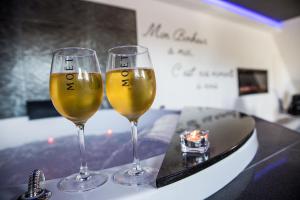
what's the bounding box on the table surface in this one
[208,117,300,200]
[1,108,300,199]
[156,108,255,187]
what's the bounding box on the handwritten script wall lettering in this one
[142,22,235,99]
[168,47,193,56]
[143,23,207,45]
[171,63,235,91]
[172,63,234,78]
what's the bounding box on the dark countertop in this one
[208,117,300,200]
[156,108,256,187]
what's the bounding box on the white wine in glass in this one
[106,68,156,121]
[106,45,157,186]
[50,47,107,192]
[50,72,103,124]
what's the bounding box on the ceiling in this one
[156,0,300,29]
[226,0,300,21]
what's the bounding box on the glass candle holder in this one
[180,129,210,154]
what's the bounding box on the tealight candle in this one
[180,129,210,154]
[186,130,201,142]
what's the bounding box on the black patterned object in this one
[156,107,255,187]
[0,0,137,119]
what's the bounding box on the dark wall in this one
[0,0,137,118]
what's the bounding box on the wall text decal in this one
[143,23,207,45]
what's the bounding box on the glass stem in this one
[77,124,90,180]
[130,121,142,173]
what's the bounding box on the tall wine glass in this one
[50,47,107,192]
[106,45,157,186]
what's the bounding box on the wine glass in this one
[49,47,107,192]
[106,45,157,186]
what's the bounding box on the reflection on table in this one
[0,109,179,186]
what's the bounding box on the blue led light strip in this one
[202,0,283,28]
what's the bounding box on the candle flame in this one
[191,130,199,139]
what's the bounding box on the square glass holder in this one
[180,130,210,154]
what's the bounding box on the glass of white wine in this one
[50,47,107,192]
[106,45,157,186]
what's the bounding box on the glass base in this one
[113,166,158,186]
[58,171,108,192]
